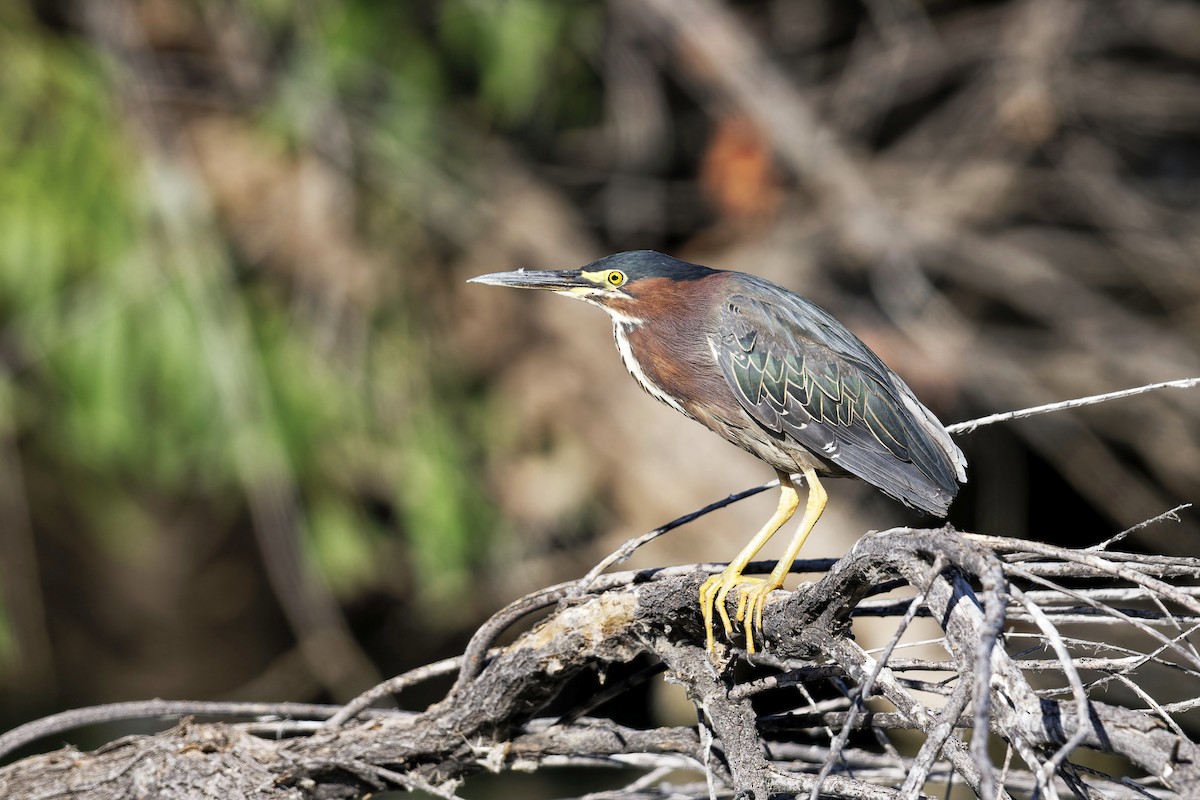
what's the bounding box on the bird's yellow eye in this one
[606,270,627,288]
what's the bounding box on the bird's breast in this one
[613,311,741,425]
[612,322,691,417]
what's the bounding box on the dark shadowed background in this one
[1,0,1198,793]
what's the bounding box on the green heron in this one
[469,251,966,654]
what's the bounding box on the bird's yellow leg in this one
[740,466,827,653]
[699,472,799,654]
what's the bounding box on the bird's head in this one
[468,250,716,324]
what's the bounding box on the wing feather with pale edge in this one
[712,277,965,515]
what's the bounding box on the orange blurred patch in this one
[699,115,782,222]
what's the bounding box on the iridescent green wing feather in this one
[713,277,963,515]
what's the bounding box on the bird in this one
[469,250,966,655]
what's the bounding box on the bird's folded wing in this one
[712,286,961,515]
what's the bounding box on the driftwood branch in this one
[3,387,1196,797]
[2,391,1190,796]
[3,522,1199,799]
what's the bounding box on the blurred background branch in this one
[0,1,1197,795]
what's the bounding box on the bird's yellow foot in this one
[699,571,766,655]
[737,580,784,653]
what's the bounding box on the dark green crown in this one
[583,251,716,283]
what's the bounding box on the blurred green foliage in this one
[0,0,603,692]
[442,0,571,124]
[0,16,133,314]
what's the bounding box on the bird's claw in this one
[738,582,776,653]
[700,572,769,656]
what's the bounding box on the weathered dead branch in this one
[3,523,1199,799]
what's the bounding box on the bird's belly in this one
[694,405,847,478]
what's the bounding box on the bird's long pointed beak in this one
[467,268,590,291]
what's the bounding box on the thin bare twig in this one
[946,378,1200,435]
[1011,586,1088,797]
[1089,503,1192,551]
